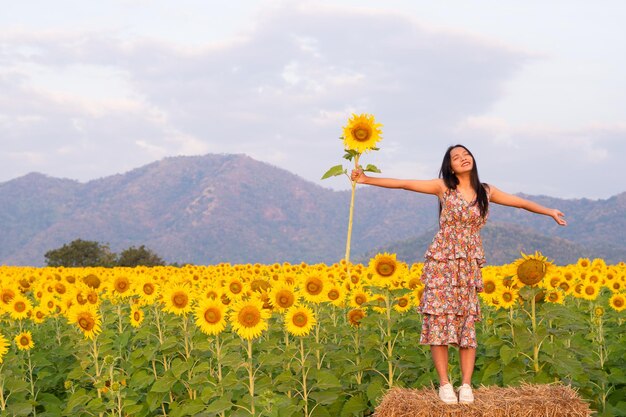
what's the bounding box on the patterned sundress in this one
[418,186,489,348]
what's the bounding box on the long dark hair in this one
[438,144,489,217]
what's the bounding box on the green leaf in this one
[321,165,346,180]
[366,377,385,404]
[309,389,342,405]
[341,394,368,417]
[151,375,176,393]
[480,360,501,385]
[205,397,233,413]
[500,344,515,365]
[363,164,381,173]
[313,369,342,390]
[6,402,33,416]
[342,149,361,161]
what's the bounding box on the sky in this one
[1,0,625,200]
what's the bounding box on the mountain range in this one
[1,154,625,266]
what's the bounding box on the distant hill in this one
[1,154,624,266]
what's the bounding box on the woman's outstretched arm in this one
[351,169,445,197]
[489,185,567,226]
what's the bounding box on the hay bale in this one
[373,383,592,417]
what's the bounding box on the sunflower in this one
[393,295,412,313]
[229,298,270,340]
[368,253,401,288]
[0,333,8,363]
[609,293,625,312]
[342,113,383,153]
[325,284,346,307]
[161,283,193,316]
[129,305,145,328]
[225,275,246,301]
[348,288,371,308]
[137,277,160,305]
[347,308,366,327]
[576,258,591,269]
[268,284,297,312]
[301,273,326,304]
[496,288,519,309]
[411,286,425,307]
[579,281,600,301]
[513,251,552,286]
[15,331,34,351]
[112,275,132,298]
[371,294,388,314]
[8,294,32,320]
[284,305,317,337]
[68,306,102,340]
[0,286,18,307]
[609,280,623,293]
[194,298,227,336]
[82,273,101,289]
[593,306,605,318]
[31,307,47,324]
[544,289,564,304]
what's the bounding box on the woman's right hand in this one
[351,168,367,183]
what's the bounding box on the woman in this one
[351,144,566,404]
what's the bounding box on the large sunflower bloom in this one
[368,253,401,288]
[161,283,193,316]
[194,298,227,336]
[608,293,626,312]
[129,305,145,328]
[229,298,270,340]
[342,113,383,153]
[268,284,298,312]
[496,287,519,309]
[325,284,346,307]
[15,331,34,351]
[301,273,327,304]
[544,289,565,304]
[347,308,366,327]
[8,294,32,320]
[284,305,317,337]
[68,306,102,340]
[513,251,552,287]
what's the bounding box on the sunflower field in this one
[0,254,625,417]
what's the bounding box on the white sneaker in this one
[458,383,474,404]
[438,383,458,404]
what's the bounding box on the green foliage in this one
[117,245,165,267]
[44,239,117,267]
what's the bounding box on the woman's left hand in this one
[551,209,567,226]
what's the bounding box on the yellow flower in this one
[576,258,591,269]
[609,293,625,312]
[579,281,600,301]
[15,331,34,351]
[225,275,246,301]
[268,284,297,312]
[112,274,132,298]
[68,306,102,340]
[368,253,401,288]
[161,283,193,316]
[496,288,519,309]
[129,305,145,328]
[371,293,388,314]
[284,305,317,337]
[544,289,564,304]
[325,284,346,307]
[342,113,383,153]
[194,298,227,336]
[347,308,366,327]
[513,251,552,286]
[0,333,9,363]
[348,288,371,308]
[137,277,160,305]
[31,307,47,324]
[393,295,412,313]
[301,273,326,304]
[229,298,270,340]
[8,294,32,320]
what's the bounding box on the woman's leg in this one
[459,347,476,385]
[430,345,450,385]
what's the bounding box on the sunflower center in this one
[559,282,570,292]
[352,125,371,142]
[1,290,15,304]
[204,307,221,324]
[87,292,98,304]
[15,301,26,312]
[36,311,45,320]
[614,298,624,308]
[230,282,243,294]
[585,286,595,295]
[517,259,547,286]
[354,294,366,305]
[502,292,513,302]
[484,281,496,294]
[172,292,189,308]
[78,314,95,331]
[397,298,409,307]
[328,289,340,300]
[115,278,129,293]
[19,336,30,346]
[238,306,261,328]
[375,259,396,277]
[612,283,621,290]
[306,278,323,295]
[83,274,101,289]
[55,283,67,294]
[276,290,294,308]
[292,312,308,327]
[348,309,365,326]
[548,293,558,302]
[133,311,142,321]
[143,283,155,295]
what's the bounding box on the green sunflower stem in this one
[344,153,361,275]
[385,292,394,388]
[246,338,255,416]
[531,290,539,373]
[26,350,37,417]
[300,337,311,417]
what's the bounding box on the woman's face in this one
[450,147,473,175]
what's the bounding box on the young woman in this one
[351,144,566,404]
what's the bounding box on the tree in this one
[44,239,117,267]
[117,245,166,267]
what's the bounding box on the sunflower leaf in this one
[321,165,346,180]
[363,164,381,173]
[343,149,361,161]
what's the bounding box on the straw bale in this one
[373,383,592,417]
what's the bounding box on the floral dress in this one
[418,187,489,348]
